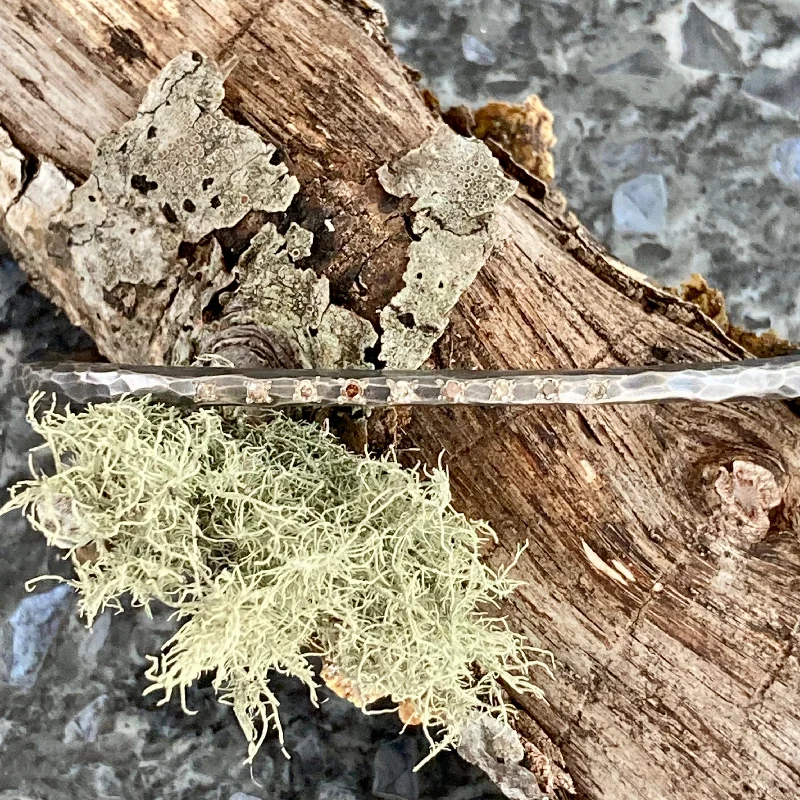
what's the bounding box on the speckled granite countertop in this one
[384,0,800,341]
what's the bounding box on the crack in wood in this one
[218,0,266,62]
[747,616,800,712]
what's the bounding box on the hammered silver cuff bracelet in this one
[16,354,800,408]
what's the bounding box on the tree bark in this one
[2,2,800,799]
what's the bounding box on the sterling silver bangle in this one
[15,354,800,408]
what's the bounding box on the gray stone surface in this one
[612,174,669,235]
[681,2,744,74]
[383,0,800,340]
[373,737,420,800]
[3,584,72,691]
[771,136,800,186]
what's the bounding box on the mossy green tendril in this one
[2,393,549,767]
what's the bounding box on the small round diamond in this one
[194,380,218,403]
[490,378,516,403]
[387,379,419,403]
[245,380,273,404]
[293,378,320,403]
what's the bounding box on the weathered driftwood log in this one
[2,2,800,799]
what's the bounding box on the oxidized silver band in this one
[15,354,800,407]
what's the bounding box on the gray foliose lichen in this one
[47,52,299,361]
[377,126,517,369]
[48,52,376,368]
[457,717,545,800]
[230,222,377,369]
[60,51,299,286]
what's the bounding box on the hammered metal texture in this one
[15,355,800,408]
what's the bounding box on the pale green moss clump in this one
[3,394,548,766]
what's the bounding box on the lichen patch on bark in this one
[457,716,546,800]
[59,49,300,286]
[713,460,783,552]
[7,51,378,369]
[0,127,25,214]
[377,126,516,369]
[39,51,300,361]
[226,222,377,369]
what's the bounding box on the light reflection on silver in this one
[16,354,800,408]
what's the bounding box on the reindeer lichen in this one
[377,127,517,369]
[2,396,548,768]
